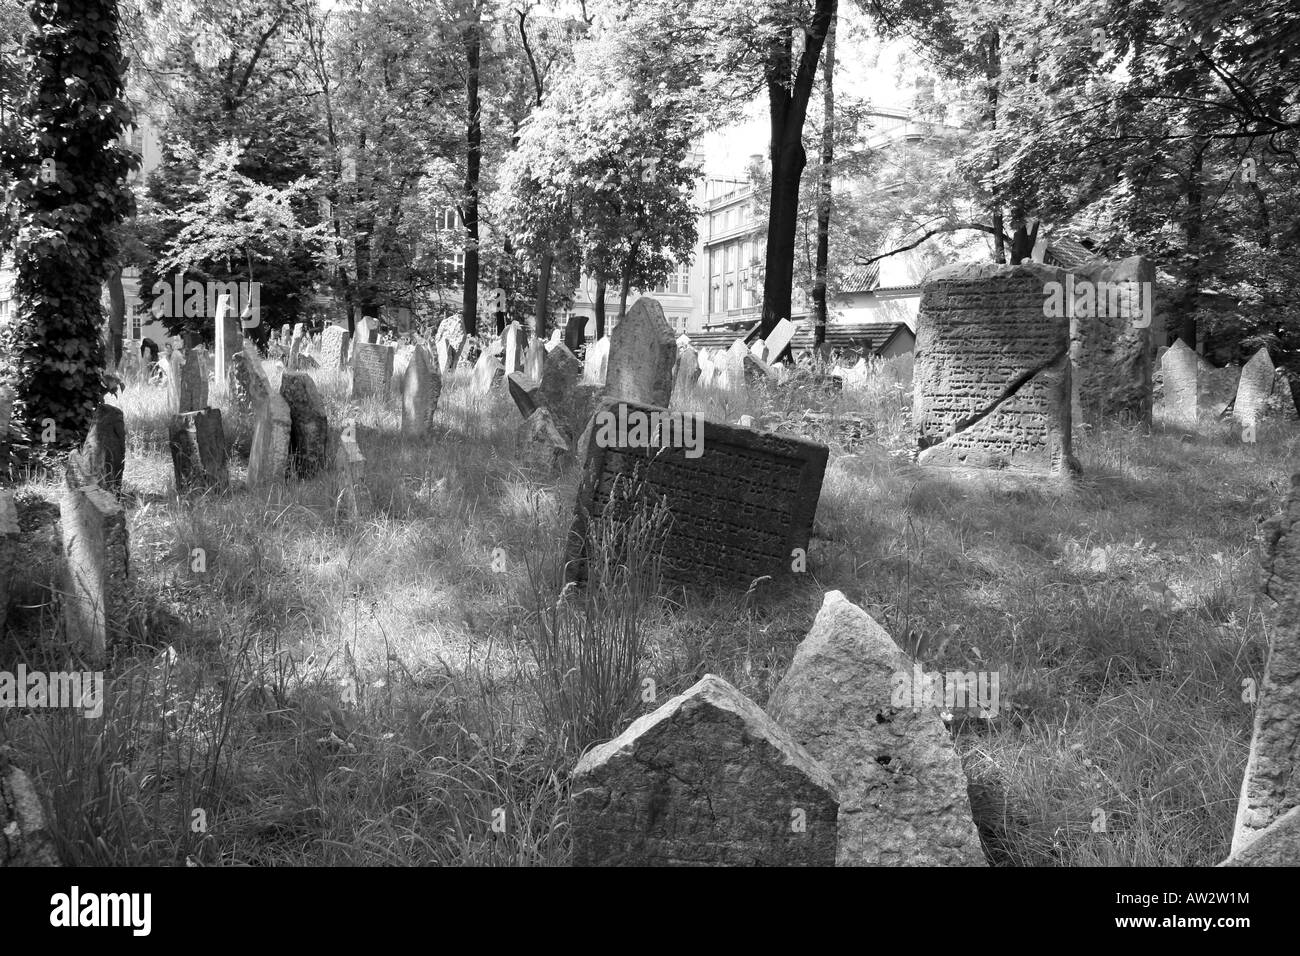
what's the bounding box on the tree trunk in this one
[462,17,482,338]
[759,0,836,338]
[618,271,631,321]
[811,14,836,352]
[1178,141,1206,347]
[106,266,126,366]
[594,272,607,340]
[985,28,1004,264]
[534,252,553,336]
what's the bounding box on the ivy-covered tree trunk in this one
[106,266,126,367]
[0,0,136,452]
[593,273,607,340]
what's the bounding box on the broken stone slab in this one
[603,296,676,408]
[247,393,291,487]
[280,372,329,479]
[75,403,125,494]
[915,261,1079,476]
[400,346,440,438]
[570,674,839,866]
[59,483,128,663]
[168,409,229,492]
[0,747,60,867]
[1221,804,1300,866]
[1232,473,1300,855]
[767,591,986,866]
[764,318,799,362]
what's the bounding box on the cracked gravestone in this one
[914,261,1079,475]
[570,674,838,866]
[767,591,987,866]
[1231,473,1300,856]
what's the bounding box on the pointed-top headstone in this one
[603,296,676,407]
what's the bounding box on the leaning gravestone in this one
[569,400,829,589]
[470,351,503,395]
[1234,348,1275,431]
[350,342,394,400]
[1231,473,1300,857]
[230,342,271,410]
[517,407,570,470]
[247,393,291,487]
[570,674,838,866]
[767,591,986,866]
[213,293,242,384]
[582,337,609,386]
[764,318,799,362]
[0,747,60,867]
[603,296,676,408]
[60,482,128,663]
[321,325,350,370]
[169,409,229,492]
[1159,338,1200,423]
[914,261,1078,475]
[280,372,329,478]
[537,344,592,440]
[1066,256,1154,424]
[76,403,125,494]
[176,348,208,413]
[400,347,440,438]
[507,372,540,419]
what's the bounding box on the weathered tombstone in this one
[75,403,126,494]
[507,372,540,419]
[350,342,395,400]
[213,293,242,384]
[569,400,829,589]
[697,351,715,387]
[0,492,17,639]
[1066,256,1154,424]
[59,482,128,663]
[764,318,799,362]
[603,296,676,408]
[169,409,229,492]
[280,372,329,478]
[768,591,986,866]
[0,747,61,867]
[1231,474,1300,856]
[1234,348,1275,431]
[470,351,504,395]
[247,393,291,487]
[435,337,454,374]
[582,337,610,386]
[914,262,1078,475]
[175,348,208,413]
[400,347,440,438]
[390,343,416,401]
[537,344,590,439]
[570,674,839,866]
[750,340,769,363]
[230,342,270,410]
[675,345,701,391]
[504,321,525,374]
[356,315,378,344]
[525,337,546,381]
[743,352,773,385]
[1158,339,1200,423]
[721,340,749,390]
[321,325,350,370]
[545,328,562,352]
[1222,805,1300,866]
[334,420,366,516]
[517,407,570,469]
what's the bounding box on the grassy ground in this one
[0,351,1289,866]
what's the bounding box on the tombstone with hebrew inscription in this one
[351,342,394,400]
[914,262,1079,475]
[569,400,829,589]
[321,325,350,370]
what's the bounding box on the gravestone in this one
[750,340,769,363]
[1159,339,1200,423]
[1234,348,1275,430]
[914,262,1078,475]
[525,337,545,381]
[76,404,125,494]
[280,372,329,478]
[0,492,17,640]
[569,400,829,589]
[1067,256,1155,424]
[517,407,570,470]
[60,482,128,663]
[507,372,540,419]
[767,591,986,866]
[545,329,562,351]
[390,344,416,401]
[356,315,378,344]
[247,393,291,487]
[570,674,838,866]
[334,420,366,517]
[743,353,773,385]
[582,337,609,386]
[538,344,590,439]
[764,318,799,362]
[675,345,701,391]
[400,347,440,438]
[435,337,454,374]
[176,348,208,412]
[721,340,749,390]
[213,293,242,384]
[169,409,229,492]
[504,321,524,374]
[603,296,676,408]
[321,325,350,370]
[1231,473,1300,855]
[1222,805,1300,866]
[230,342,270,410]
[350,342,395,400]
[697,351,716,387]
[0,747,60,867]
[470,351,504,395]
